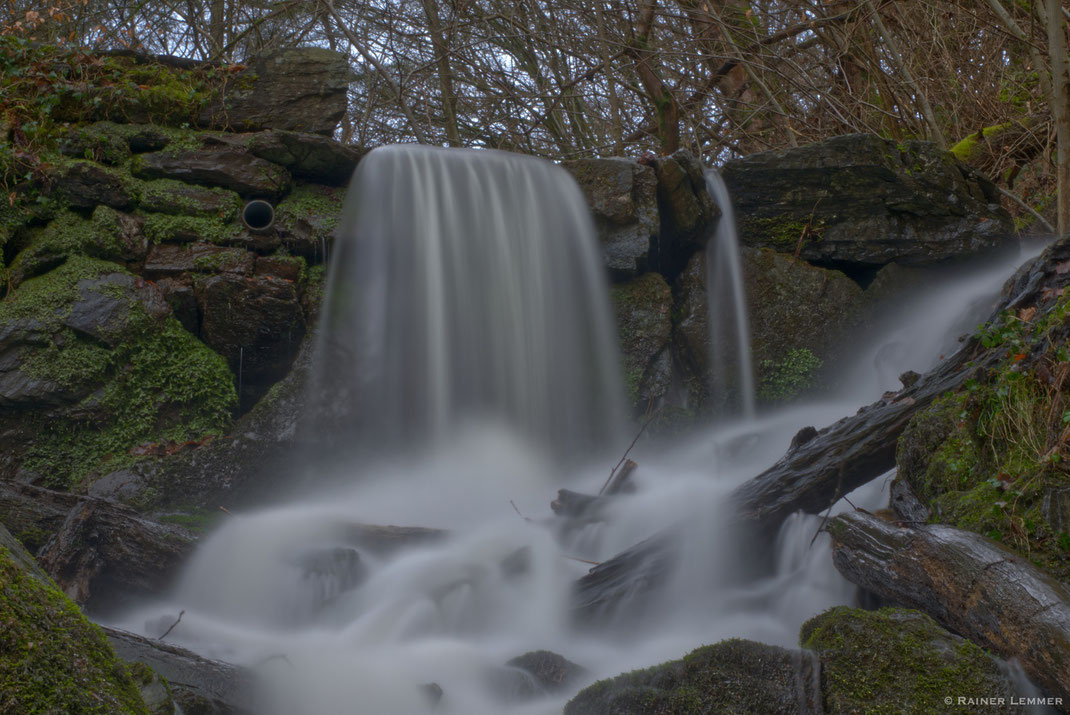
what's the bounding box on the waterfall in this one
[703,170,756,418]
[310,145,624,456]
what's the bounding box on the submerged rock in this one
[722,134,1015,272]
[506,650,585,695]
[564,638,820,714]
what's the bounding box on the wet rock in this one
[144,243,255,277]
[52,160,134,209]
[722,134,1015,271]
[290,546,365,611]
[255,255,304,282]
[58,122,132,165]
[802,606,1019,714]
[564,638,820,714]
[611,273,673,411]
[36,495,196,611]
[204,47,352,136]
[562,157,658,279]
[133,150,291,198]
[506,650,585,694]
[245,130,365,185]
[890,477,931,524]
[87,468,149,503]
[196,273,305,405]
[652,149,718,275]
[275,186,342,262]
[742,246,866,398]
[0,320,74,408]
[104,625,254,714]
[64,273,171,346]
[155,276,200,335]
[672,251,711,406]
[0,524,151,714]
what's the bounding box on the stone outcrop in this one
[203,47,352,136]
[722,133,1016,271]
[562,157,659,280]
[132,149,292,198]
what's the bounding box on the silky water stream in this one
[111,146,1042,714]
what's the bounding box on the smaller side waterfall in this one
[703,171,756,418]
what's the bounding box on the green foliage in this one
[758,348,822,402]
[0,545,149,714]
[275,184,344,231]
[141,213,240,245]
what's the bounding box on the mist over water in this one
[109,148,1041,714]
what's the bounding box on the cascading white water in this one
[309,145,624,456]
[704,170,756,418]
[109,150,1047,715]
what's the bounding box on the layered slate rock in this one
[611,273,673,411]
[562,158,659,279]
[52,160,135,209]
[203,47,352,136]
[722,133,1015,270]
[132,149,292,197]
[245,129,366,185]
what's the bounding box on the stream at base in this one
[107,146,1046,714]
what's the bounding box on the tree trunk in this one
[828,511,1070,704]
[1045,0,1070,235]
[628,0,680,154]
[420,0,461,146]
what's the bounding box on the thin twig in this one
[562,554,601,566]
[509,500,532,522]
[158,610,185,640]
[599,416,654,496]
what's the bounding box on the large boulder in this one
[564,638,820,714]
[244,130,365,185]
[562,158,659,280]
[721,134,1015,271]
[611,273,673,411]
[0,524,150,714]
[801,607,1020,714]
[203,47,352,136]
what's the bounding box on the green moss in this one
[0,545,149,714]
[801,607,1008,714]
[741,216,821,251]
[136,179,240,222]
[141,212,240,245]
[158,509,221,534]
[8,207,130,278]
[0,254,118,326]
[23,316,237,489]
[275,184,344,231]
[758,347,822,402]
[950,123,1014,162]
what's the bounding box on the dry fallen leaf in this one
[1019,306,1037,322]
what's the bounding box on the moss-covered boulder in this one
[802,607,1018,714]
[0,524,149,714]
[0,256,237,488]
[612,272,673,411]
[564,639,820,714]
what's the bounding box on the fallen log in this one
[572,236,1070,621]
[827,510,1070,704]
[0,481,196,612]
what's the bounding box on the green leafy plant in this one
[758,348,823,402]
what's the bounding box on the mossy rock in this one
[0,256,236,488]
[611,272,672,409]
[564,638,819,714]
[0,525,149,714]
[801,607,1018,714]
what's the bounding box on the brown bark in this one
[1045,0,1070,234]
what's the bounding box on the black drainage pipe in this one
[242,199,275,232]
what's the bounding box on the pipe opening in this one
[242,199,275,232]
